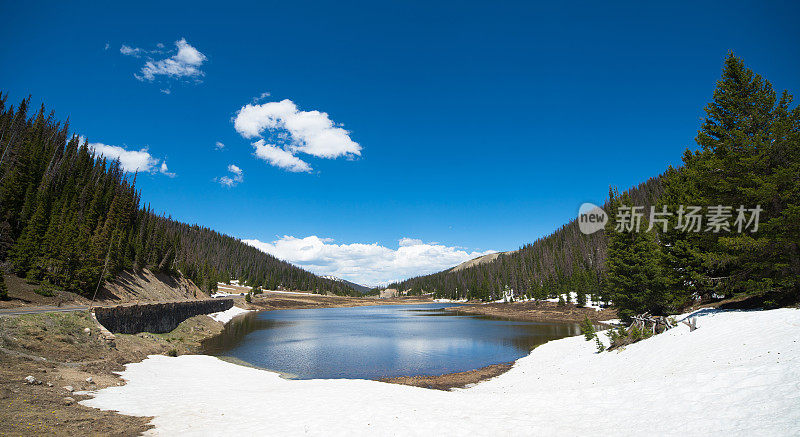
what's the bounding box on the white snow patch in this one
[261,290,314,295]
[210,291,241,298]
[82,308,800,436]
[545,292,605,310]
[207,306,251,324]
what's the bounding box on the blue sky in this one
[1,1,798,285]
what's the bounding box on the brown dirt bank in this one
[0,293,433,436]
[382,362,514,390]
[0,311,223,436]
[246,291,433,311]
[0,270,208,312]
[444,300,617,323]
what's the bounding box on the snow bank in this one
[82,308,800,436]
[207,306,251,324]
[545,291,605,310]
[262,290,314,295]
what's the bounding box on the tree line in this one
[0,95,358,298]
[390,54,799,319]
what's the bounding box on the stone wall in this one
[94,299,234,334]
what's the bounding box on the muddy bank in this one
[0,310,224,436]
[444,300,617,323]
[382,362,514,390]
[246,291,432,311]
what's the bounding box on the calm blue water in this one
[203,303,580,380]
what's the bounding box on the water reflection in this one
[202,313,290,355]
[203,303,580,380]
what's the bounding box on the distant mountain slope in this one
[450,251,511,272]
[322,275,371,294]
[0,93,357,297]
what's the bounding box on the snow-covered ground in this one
[81,308,800,436]
[207,306,251,323]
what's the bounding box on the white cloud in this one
[123,38,207,82]
[252,139,312,173]
[233,98,361,172]
[160,161,176,178]
[216,163,244,187]
[88,142,161,173]
[215,141,225,150]
[227,164,242,175]
[243,236,496,287]
[120,44,143,57]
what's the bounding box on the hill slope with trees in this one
[390,54,799,317]
[0,95,357,298]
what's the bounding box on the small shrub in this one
[245,292,252,303]
[629,325,642,341]
[167,348,178,357]
[557,295,565,307]
[579,315,596,341]
[607,326,629,348]
[595,334,605,352]
[35,281,58,297]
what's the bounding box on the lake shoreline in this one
[77,308,800,435]
[0,293,436,435]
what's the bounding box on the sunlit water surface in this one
[203,303,580,380]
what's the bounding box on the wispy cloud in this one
[215,141,225,150]
[216,163,243,187]
[252,92,271,103]
[120,44,144,57]
[233,98,361,173]
[120,38,207,85]
[159,161,176,178]
[243,236,496,286]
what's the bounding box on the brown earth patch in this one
[381,362,514,390]
[0,270,208,312]
[0,310,224,436]
[246,291,433,311]
[444,300,617,323]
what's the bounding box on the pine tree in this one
[604,190,671,322]
[0,273,8,300]
[661,53,800,304]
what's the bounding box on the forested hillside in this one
[0,94,356,298]
[392,54,799,315]
[389,175,663,302]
